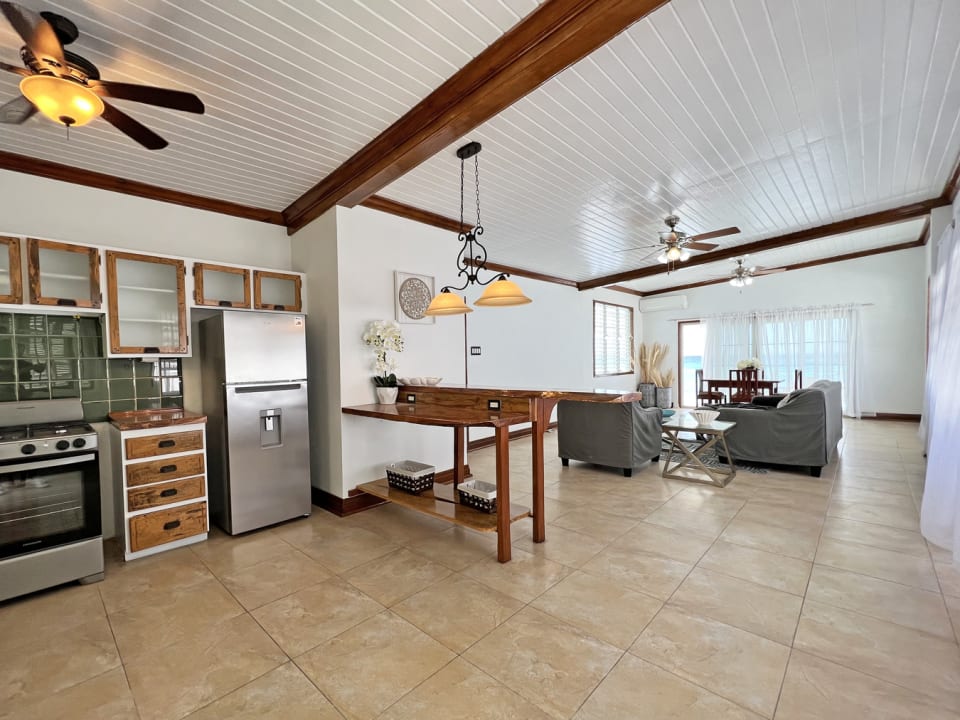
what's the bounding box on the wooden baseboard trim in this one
[867,413,922,422]
[467,422,558,452]
[311,466,471,516]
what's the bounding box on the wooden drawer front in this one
[127,453,204,487]
[129,502,207,553]
[126,430,204,460]
[127,476,205,512]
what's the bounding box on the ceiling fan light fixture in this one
[744,275,754,285]
[474,275,532,307]
[665,245,683,261]
[679,248,691,262]
[730,277,743,288]
[424,289,472,316]
[19,74,103,127]
[657,252,669,264]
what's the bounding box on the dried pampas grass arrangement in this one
[638,342,673,387]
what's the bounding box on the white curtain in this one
[702,312,754,378]
[921,215,960,559]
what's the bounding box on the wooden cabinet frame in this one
[27,238,101,308]
[106,250,188,354]
[0,236,22,305]
[253,269,302,312]
[193,262,251,308]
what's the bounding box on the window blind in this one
[594,301,633,376]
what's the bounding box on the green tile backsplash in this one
[0,312,183,421]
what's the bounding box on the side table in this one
[661,415,737,487]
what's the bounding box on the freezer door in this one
[223,382,311,534]
[222,312,307,384]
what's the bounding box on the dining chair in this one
[695,368,725,405]
[729,368,761,403]
[794,369,803,390]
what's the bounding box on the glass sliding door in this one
[678,320,706,408]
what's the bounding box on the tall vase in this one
[376,387,398,404]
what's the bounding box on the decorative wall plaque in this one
[394,271,435,324]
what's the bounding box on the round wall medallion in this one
[398,277,432,319]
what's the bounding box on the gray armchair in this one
[557,401,662,477]
[713,380,842,476]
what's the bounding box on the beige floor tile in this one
[407,526,498,570]
[531,570,662,649]
[1,667,138,720]
[776,650,958,720]
[219,548,331,610]
[378,657,552,720]
[512,525,607,568]
[794,600,960,712]
[927,542,953,563]
[0,616,120,708]
[581,544,693,600]
[184,663,342,720]
[831,486,918,511]
[935,561,960,597]
[545,480,614,505]
[582,491,666,519]
[833,474,912,495]
[551,507,639,541]
[251,577,384,657]
[720,517,820,561]
[98,548,214,613]
[630,606,790,718]
[298,526,400,573]
[393,573,524,652]
[745,488,830,514]
[945,595,960,643]
[827,500,920,531]
[463,547,572,602]
[806,565,954,639]
[613,521,715,563]
[0,583,103,652]
[659,487,747,519]
[109,578,245,662]
[820,516,928,557]
[464,606,622,720]
[669,568,802,646]
[125,613,286,720]
[642,505,731,540]
[344,503,452,544]
[814,537,939,591]
[574,654,763,720]
[734,502,824,533]
[698,541,811,596]
[190,530,293,576]
[343,548,451,606]
[296,611,455,719]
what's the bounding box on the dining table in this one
[705,378,782,396]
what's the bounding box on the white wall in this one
[641,247,927,415]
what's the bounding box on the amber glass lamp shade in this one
[424,289,473,316]
[474,276,532,307]
[19,75,105,127]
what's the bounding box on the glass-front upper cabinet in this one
[0,236,22,305]
[253,270,302,312]
[193,263,250,308]
[27,238,101,308]
[106,250,187,354]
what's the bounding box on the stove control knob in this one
[72,438,87,449]
[21,443,36,455]
[56,440,70,451]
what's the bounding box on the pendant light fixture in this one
[424,142,531,316]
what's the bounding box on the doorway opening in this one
[678,320,705,408]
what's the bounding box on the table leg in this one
[453,426,465,496]
[530,398,555,544]
[495,424,511,563]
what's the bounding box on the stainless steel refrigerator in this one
[199,312,311,534]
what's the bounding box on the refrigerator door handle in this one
[233,383,303,394]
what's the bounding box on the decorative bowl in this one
[689,409,720,425]
[424,377,442,385]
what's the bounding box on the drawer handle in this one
[273,304,285,310]
[163,520,181,531]
[159,464,177,474]
[158,440,176,448]
[56,298,78,307]
[160,488,178,497]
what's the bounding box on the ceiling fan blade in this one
[0,93,35,123]
[615,243,660,253]
[753,267,786,275]
[0,2,66,75]
[100,101,168,150]
[0,59,29,77]
[684,241,719,251]
[89,80,204,114]
[689,226,740,243]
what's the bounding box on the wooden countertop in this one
[342,403,529,428]
[398,384,642,402]
[108,408,207,431]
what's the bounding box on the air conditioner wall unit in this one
[638,294,688,313]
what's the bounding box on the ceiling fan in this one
[620,214,740,266]
[726,257,786,288]
[0,1,204,149]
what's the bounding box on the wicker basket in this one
[385,460,435,494]
[458,479,497,513]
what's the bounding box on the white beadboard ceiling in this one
[624,217,926,294]
[380,0,960,283]
[0,0,541,209]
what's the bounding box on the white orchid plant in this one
[736,357,762,370]
[363,320,404,387]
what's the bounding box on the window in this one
[594,300,634,376]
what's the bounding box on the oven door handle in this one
[0,453,97,474]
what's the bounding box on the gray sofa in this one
[713,380,842,476]
[557,401,662,477]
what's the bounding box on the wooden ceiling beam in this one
[577,198,946,290]
[0,150,285,225]
[282,0,668,234]
[359,195,463,233]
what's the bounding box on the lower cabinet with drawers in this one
[108,410,209,561]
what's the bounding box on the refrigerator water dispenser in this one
[260,408,282,447]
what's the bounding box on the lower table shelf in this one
[357,479,530,533]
